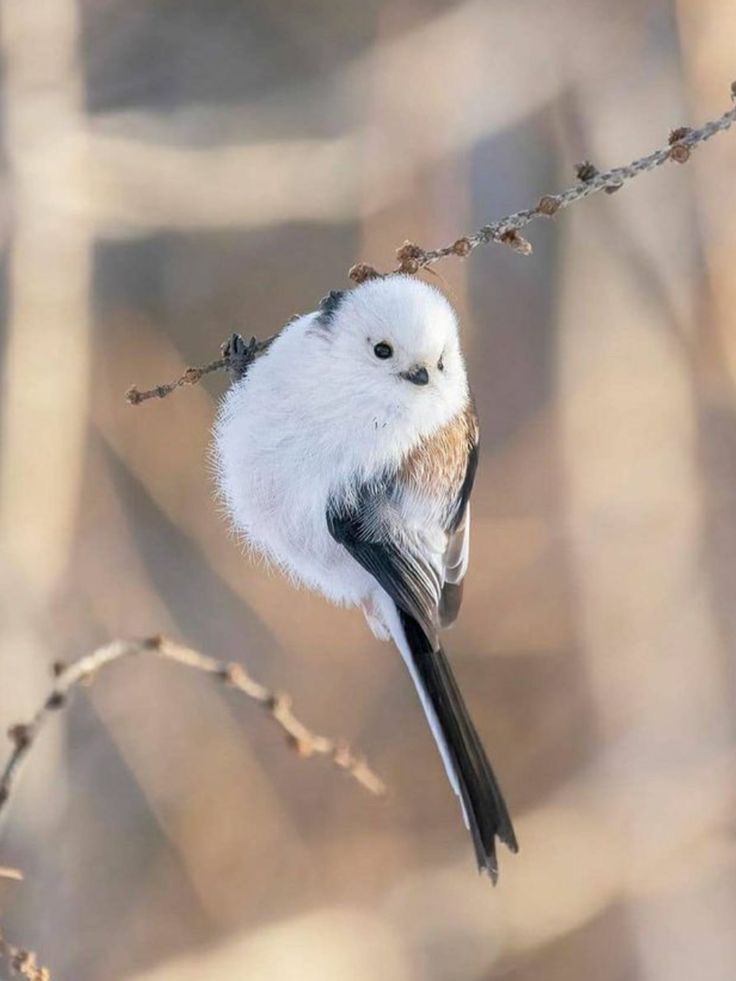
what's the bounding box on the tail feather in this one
[398,611,518,882]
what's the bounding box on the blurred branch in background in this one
[125,86,736,406]
[0,924,50,981]
[0,636,386,826]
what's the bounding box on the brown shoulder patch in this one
[402,403,478,496]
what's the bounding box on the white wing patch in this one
[443,506,470,585]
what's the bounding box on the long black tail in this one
[399,611,518,882]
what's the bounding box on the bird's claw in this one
[223,333,259,382]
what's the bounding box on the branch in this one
[125,332,280,406]
[350,84,736,280]
[0,873,45,980]
[0,867,23,881]
[126,89,736,403]
[125,356,228,405]
[0,636,386,826]
[0,640,383,981]
[0,926,49,981]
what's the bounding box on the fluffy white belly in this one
[212,356,376,607]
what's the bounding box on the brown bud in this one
[395,240,425,274]
[669,126,692,145]
[182,367,202,384]
[499,229,533,256]
[267,692,291,714]
[576,158,622,194]
[8,724,31,750]
[45,692,66,710]
[12,949,31,970]
[141,635,163,651]
[51,660,67,678]
[125,387,142,405]
[451,237,473,257]
[537,195,560,216]
[575,160,599,182]
[395,240,424,261]
[349,263,381,284]
[731,80,736,101]
[669,143,691,164]
[287,734,313,757]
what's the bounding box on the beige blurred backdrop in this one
[1,1,735,979]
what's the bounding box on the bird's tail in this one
[394,610,518,882]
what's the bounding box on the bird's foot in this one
[222,333,259,382]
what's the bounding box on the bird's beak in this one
[400,365,430,386]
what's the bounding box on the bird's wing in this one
[327,478,443,646]
[327,433,478,646]
[438,508,470,628]
[438,437,477,626]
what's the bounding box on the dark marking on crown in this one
[317,289,346,324]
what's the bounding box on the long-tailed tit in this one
[212,275,518,880]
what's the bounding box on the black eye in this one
[373,342,393,360]
[438,356,445,371]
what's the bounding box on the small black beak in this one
[400,365,429,386]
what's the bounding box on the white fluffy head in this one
[313,275,468,441]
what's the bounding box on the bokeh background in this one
[1,1,735,978]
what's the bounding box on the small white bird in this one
[212,274,518,880]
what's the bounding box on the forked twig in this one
[0,635,386,827]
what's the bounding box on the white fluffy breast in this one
[212,315,396,603]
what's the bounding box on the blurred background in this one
[1,0,735,978]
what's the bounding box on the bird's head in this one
[314,275,469,439]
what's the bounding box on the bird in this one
[212,274,518,880]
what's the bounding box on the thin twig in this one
[125,330,280,405]
[0,636,386,826]
[0,867,23,881]
[125,87,736,404]
[0,926,49,981]
[125,356,228,405]
[350,88,736,280]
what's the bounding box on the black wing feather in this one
[327,484,442,645]
[328,431,478,636]
[326,442,517,880]
[448,438,478,534]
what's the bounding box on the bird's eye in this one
[438,356,445,371]
[373,342,393,360]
